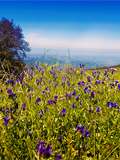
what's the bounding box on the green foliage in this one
[0,17,31,77]
[0,63,120,159]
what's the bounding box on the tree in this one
[0,17,31,77]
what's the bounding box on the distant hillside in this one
[24,53,120,69]
[87,64,120,70]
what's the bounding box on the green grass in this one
[0,64,120,159]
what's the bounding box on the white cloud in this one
[24,32,120,51]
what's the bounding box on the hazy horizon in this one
[27,48,120,57]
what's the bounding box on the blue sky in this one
[0,1,120,56]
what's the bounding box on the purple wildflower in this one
[95,80,100,85]
[36,98,41,104]
[29,94,32,100]
[42,71,44,75]
[37,141,45,155]
[42,91,45,95]
[54,95,58,101]
[81,70,84,74]
[54,76,57,80]
[97,71,100,75]
[60,108,66,115]
[104,70,107,75]
[2,107,5,113]
[49,80,51,83]
[51,71,55,75]
[11,114,15,120]
[96,106,100,113]
[82,64,85,67]
[62,76,66,80]
[81,125,85,134]
[54,82,57,88]
[56,153,62,160]
[44,145,52,155]
[5,109,9,114]
[107,102,113,108]
[28,87,31,91]
[12,93,17,99]
[52,100,56,104]
[87,76,91,81]
[61,81,65,88]
[114,103,118,108]
[89,85,91,88]
[68,92,72,98]
[72,89,76,95]
[111,69,115,74]
[75,124,81,131]
[45,87,48,91]
[88,107,91,112]
[82,145,85,150]
[36,79,40,84]
[92,71,96,76]
[91,91,95,98]
[71,103,76,108]
[19,77,22,84]
[67,80,70,86]
[97,75,99,79]
[80,80,85,86]
[115,80,118,85]
[6,80,10,85]
[110,83,115,88]
[3,117,10,126]
[39,110,43,118]
[66,93,68,99]
[107,74,110,78]
[54,66,56,70]
[81,135,84,141]
[58,137,62,142]
[85,130,90,137]
[75,95,79,101]
[47,100,53,104]
[0,89,3,93]
[39,85,42,88]
[31,66,34,70]
[7,89,13,96]
[66,92,72,99]
[118,84,120,89]
[84,87,88,93]
[36,65,38,69]
[22,103,26,110]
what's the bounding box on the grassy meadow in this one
[0,63,120,159]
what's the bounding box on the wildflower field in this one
[0,63,120,159]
